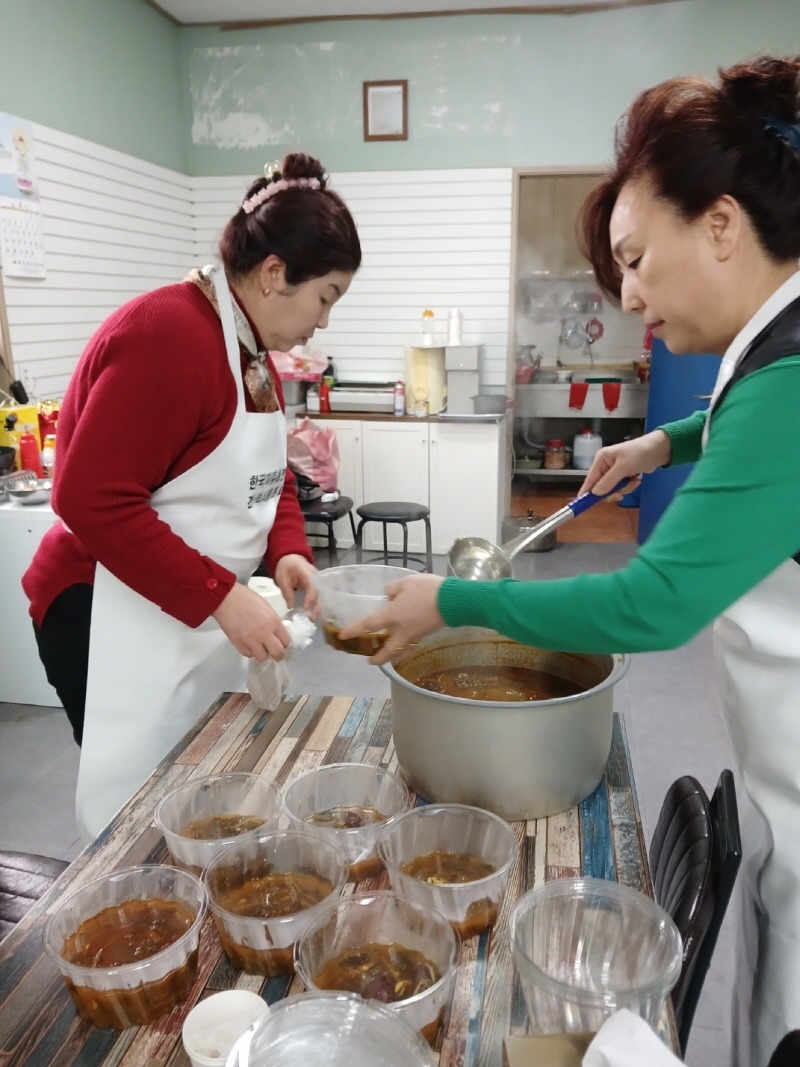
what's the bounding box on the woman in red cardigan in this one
[24,152,361,836]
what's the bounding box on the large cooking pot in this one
[381,628,629,821]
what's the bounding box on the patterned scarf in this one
[185,267,279,414]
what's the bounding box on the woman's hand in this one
[578,429,672,496]
[338,574,446,666]
[274,553,319,616]
[212,582,290,661]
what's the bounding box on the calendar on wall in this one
[0,113,45,279]
[0,202,46,279]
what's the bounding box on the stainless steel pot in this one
[502,513,556,553]
[381,628,629,821]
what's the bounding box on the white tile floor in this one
[0,543,737,1065]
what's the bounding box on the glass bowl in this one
[378,803,518,939]
[204,829,347,976]
[283,762,408,881]
[294,890,459,1047]
[314,564,415,656]
[230,991,436,1067]
[508,876,683,1032]
[42,864,206,1028]
[155,772,282,874]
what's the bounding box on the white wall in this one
[192,168,514,391]
[4,148,514,398]
[2,123,194,399]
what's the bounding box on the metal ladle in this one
[448,479,629,581]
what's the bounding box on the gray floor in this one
[0,542,736,1065]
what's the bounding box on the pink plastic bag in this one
[286,417,340,492]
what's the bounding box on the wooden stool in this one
[300,495,356,565]
[355,501,433,572]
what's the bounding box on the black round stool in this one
[300,495,356,566]
[355,501,433,572]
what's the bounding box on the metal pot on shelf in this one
[502,510,556,553]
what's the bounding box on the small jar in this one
[544,439,567,470]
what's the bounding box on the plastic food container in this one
[181,989,268,1067]
[508,877,683,1032]
[283,763,408,881]
[204,830,347,976]
[229,991,436,1066]
[378,803,518,940]
[43,864,207,1028]
[314,564,415,656]
[294,891,459,1047]
[155,773,282,875]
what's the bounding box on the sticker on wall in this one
[0,203,46,279]
[0,113,39,203]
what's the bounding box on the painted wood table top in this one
[0,692,677,1066]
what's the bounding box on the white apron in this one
[76,267,286,838]
[703,271,800,1067]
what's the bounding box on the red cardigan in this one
[23,282,312,628]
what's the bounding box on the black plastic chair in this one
[649,769,742,1056]
[0,850,68,941]
[300,494,356,566]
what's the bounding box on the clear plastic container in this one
[508,876,683,1033]
[314,565,415,657]
[283,763,408,881]
[43,864,206,1028]
[204,830,347,976]
[294,891,459,1047]
[155,773,282,875]
[231,991,436,1066]
[378,803,517,939]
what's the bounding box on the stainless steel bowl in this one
[6,478,53,505]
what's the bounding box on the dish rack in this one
[0,469,37,500]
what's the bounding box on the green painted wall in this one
[183,0,800,176]
[1,0,799,177]
[0,0,188,172]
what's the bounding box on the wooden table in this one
[0,693,677,1066]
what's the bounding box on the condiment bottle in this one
[393,380,406,416]
[544,439,567,470]
[19,426,43,477]
[421,309,435,346]
[41,433,57,478]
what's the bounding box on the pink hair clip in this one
[242,176,321,214]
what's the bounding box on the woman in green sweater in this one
[341,55,800,1066]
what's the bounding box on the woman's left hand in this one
[274,554,319,615]
[338,573,446,665]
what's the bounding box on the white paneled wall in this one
[2,132,514,398]
[192,168,514,389]
[2,124,194,399]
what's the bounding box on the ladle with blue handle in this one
[447,479,631,581]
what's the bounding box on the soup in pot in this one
[412,664,582,702]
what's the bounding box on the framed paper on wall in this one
[363,80,408,142]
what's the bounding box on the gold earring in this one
[262,287,270,296]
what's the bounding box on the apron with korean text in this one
[76,266,286,838]
[703,273,800,1066]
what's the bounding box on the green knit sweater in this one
[438,356,800,653]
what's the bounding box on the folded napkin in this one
[602,381,621,412]
[569,381,589,409]
[583,1010,685,1067]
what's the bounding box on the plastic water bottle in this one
[393,380,406,416]
[421,309,435,346]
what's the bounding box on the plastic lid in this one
[547,439,564,447]
[422,309,434,317]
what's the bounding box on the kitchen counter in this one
[0,691,677,1065]
[306,410,505,423]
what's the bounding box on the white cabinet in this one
[0,502,60,705]
[311,417,508,557]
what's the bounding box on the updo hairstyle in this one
[579,54,800,301]
[219,152,362,285]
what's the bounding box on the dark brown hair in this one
[219,152,361,285]
[579,54,800,300]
